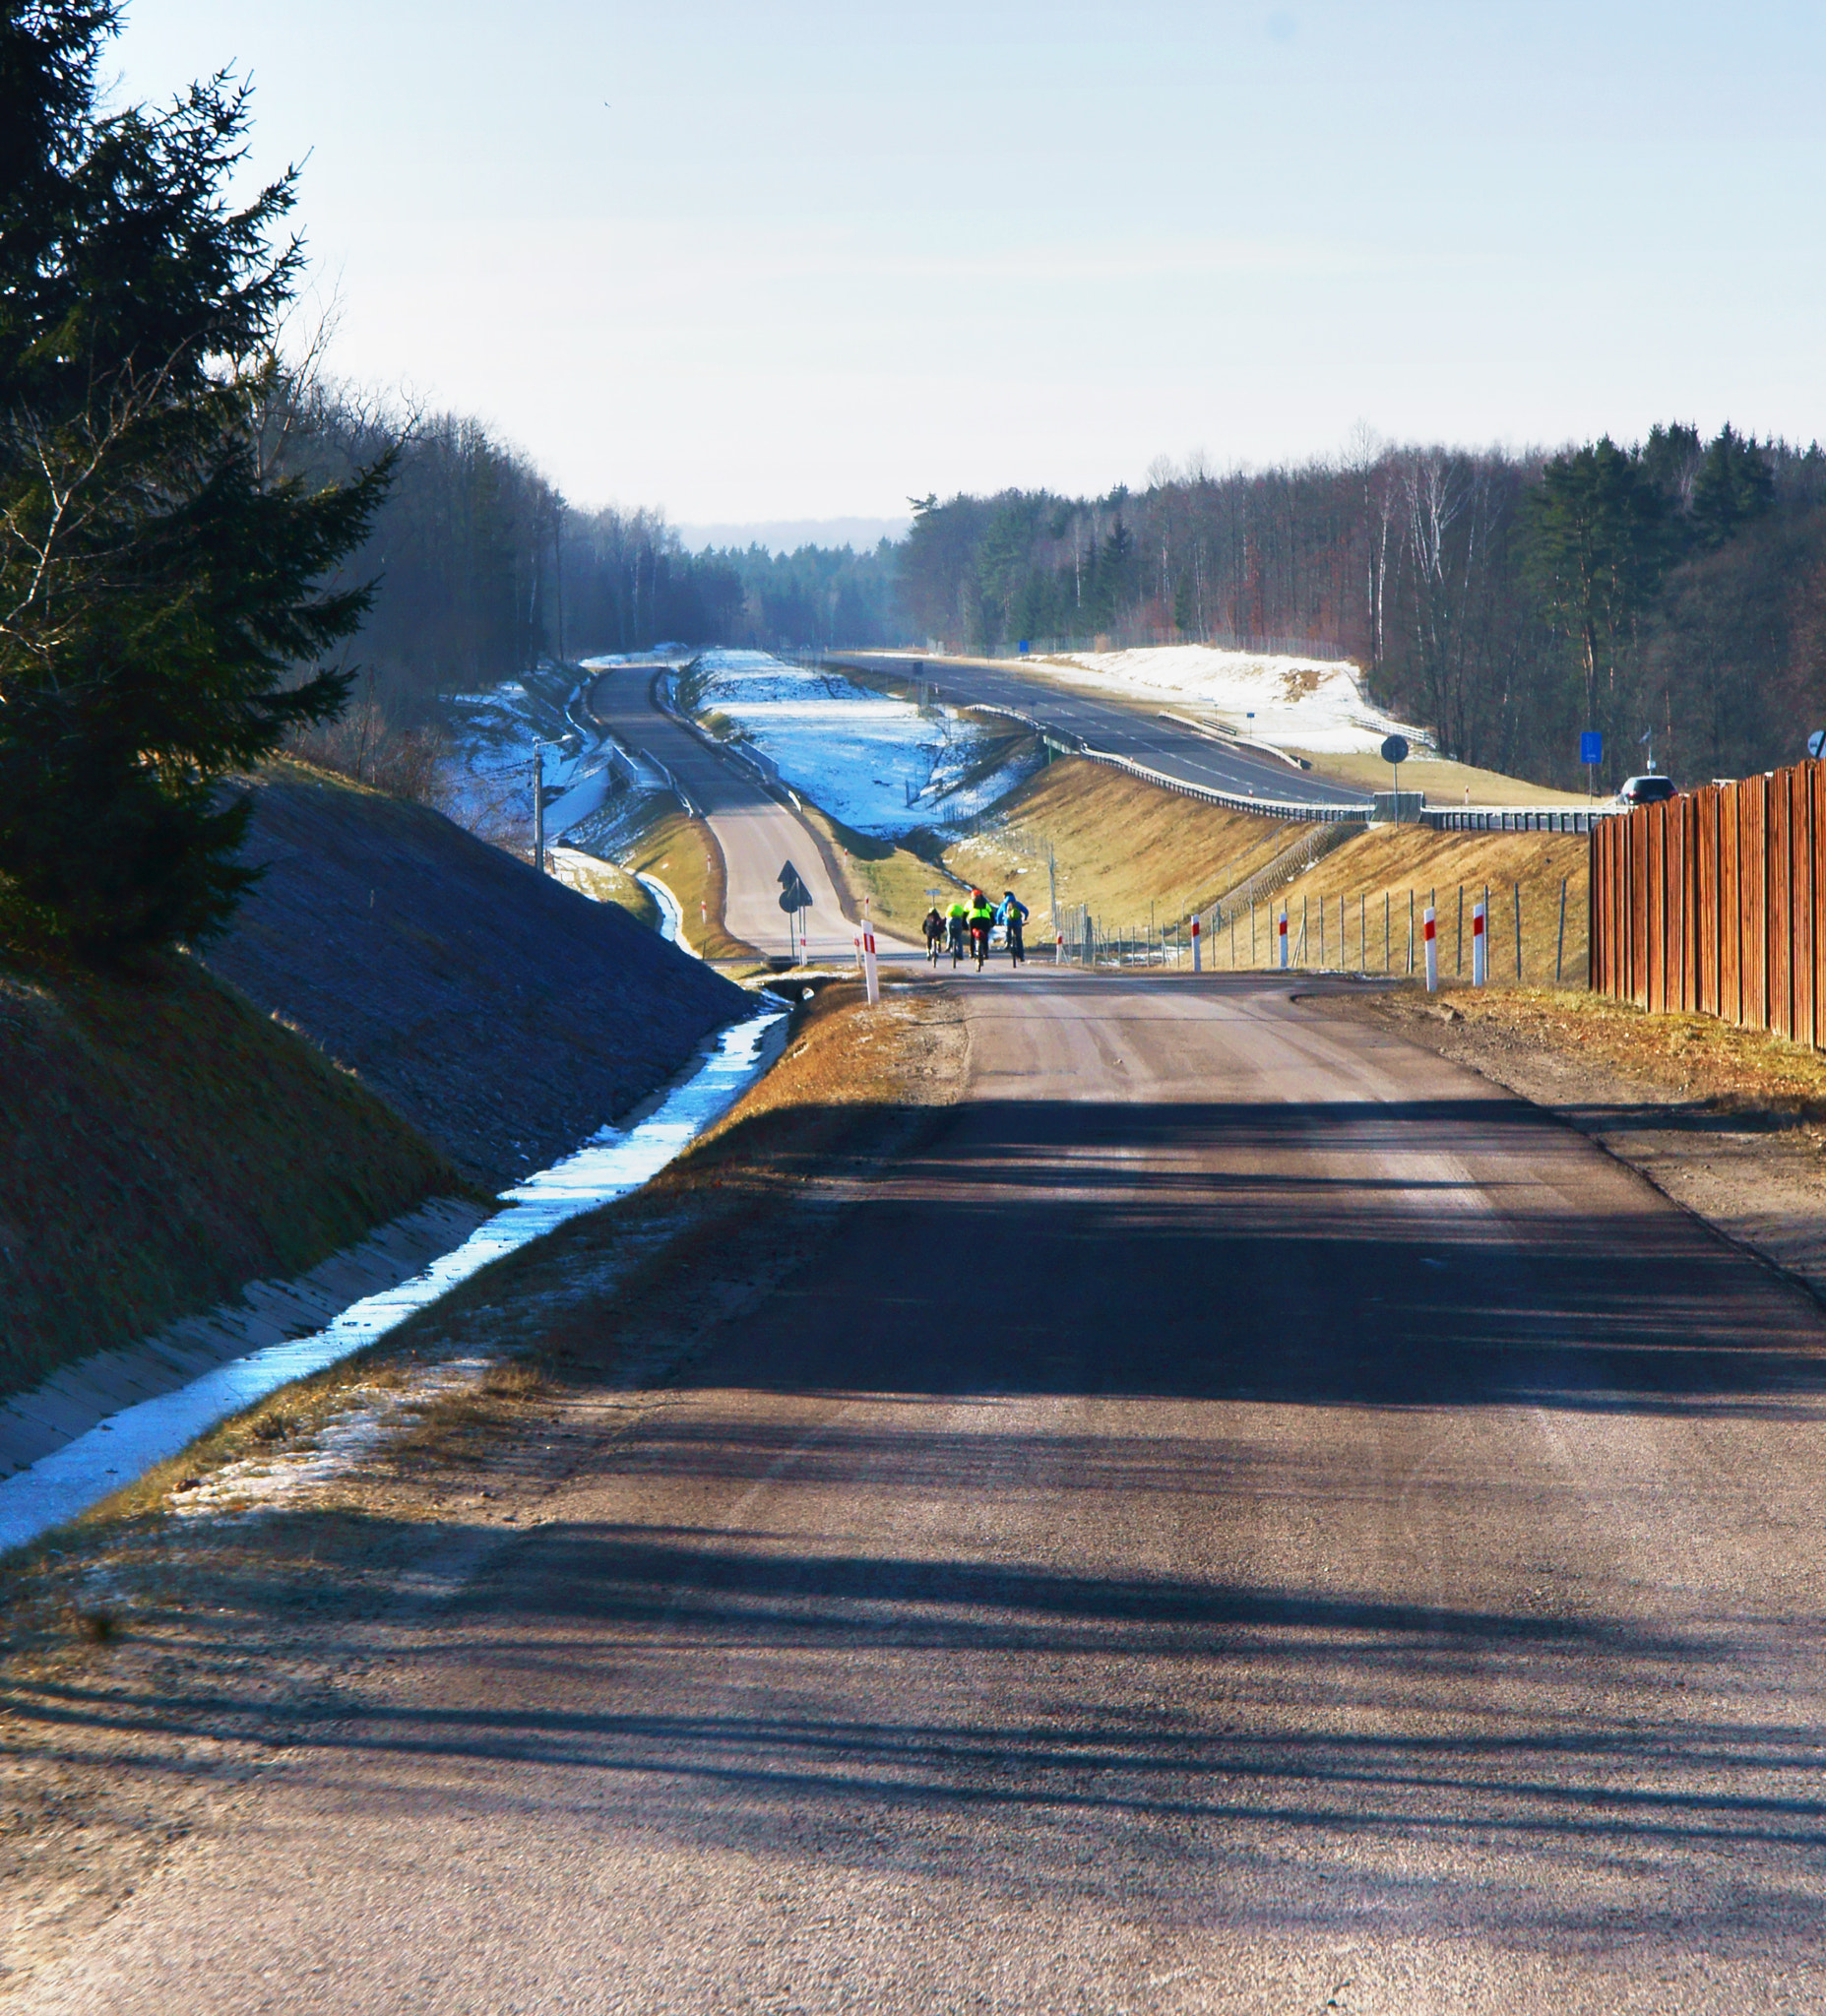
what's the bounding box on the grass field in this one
[0,953,462,1400]
[1210,823,1591,984]
[942,756,1294,940]
[1291,747,1593,808]
[793,800,969,938]
[623,806,758,961]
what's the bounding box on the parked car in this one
[1618,773,1675,806]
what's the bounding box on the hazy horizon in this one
[112,2,1826,523]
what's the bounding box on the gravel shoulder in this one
[1308,981,1826,1307]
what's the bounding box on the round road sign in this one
[1380,734,1411,766]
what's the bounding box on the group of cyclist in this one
[922,887,1029,972]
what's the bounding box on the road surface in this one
[589,666,915,961]
[832,650,1373,813]
[24,973,1826,2012]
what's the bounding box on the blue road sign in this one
[1017,639,1030,655]
[1580,730,1603,766]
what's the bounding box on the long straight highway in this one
[831,649,1374,813]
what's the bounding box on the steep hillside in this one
[205,765,749,1190]
[0,954,458,1399]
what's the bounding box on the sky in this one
[113,2,1826,528]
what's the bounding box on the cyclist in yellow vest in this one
[944,896,969,966]
[967,890,996,970]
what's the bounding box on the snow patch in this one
[689,649,1023,837]
[1039,645,1431,756]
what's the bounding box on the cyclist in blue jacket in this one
[997,889,1029,967]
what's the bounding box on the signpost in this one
[778,859,812,965]
[1380,732,1410,817]
[1580,730,1603,800]
[1810,730,1826,761]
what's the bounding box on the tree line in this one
[285,392,905,726]
[898,431,1826,790]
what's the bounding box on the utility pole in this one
[531,739,545,872]
[553,504,567,665]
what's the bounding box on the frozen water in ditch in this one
[689,649,1040,837]
[0,1006,787,1555]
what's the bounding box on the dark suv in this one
[1618,773,1675,806]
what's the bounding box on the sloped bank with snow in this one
[686,649,1042,838]
[1039,645,1432,757]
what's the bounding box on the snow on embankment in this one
[206,768,748,1193]
[690,649,1040,837]
[1042,645,1431,757]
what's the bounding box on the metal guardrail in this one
[1420,804,1617,834]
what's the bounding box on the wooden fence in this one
[1590,759,1826,1048]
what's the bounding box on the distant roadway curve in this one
[828,650,1373,816]
[588,665,917,963]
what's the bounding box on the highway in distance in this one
[830,649,1374,813]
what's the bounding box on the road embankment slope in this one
[0,949,460,1403]
[205,765,748,1192]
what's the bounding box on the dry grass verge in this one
[623,805,756,960]
[1353,984,1826,1121]
[547,846,661,931]
[943,756,1291,938]
[1291,747,1590,807]
[1223,825,1590,983]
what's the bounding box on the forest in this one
[277,379,901,742]
[307,398,1826,795]
[897,428,1826,790]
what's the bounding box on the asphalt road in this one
[588,667,913,961]
[833,650,1374,813]
[27,974,1826,2012]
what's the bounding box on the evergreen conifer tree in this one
[0,0,391,960]
[1525,436,1665,754]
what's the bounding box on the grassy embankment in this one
[920,750,1590,982]
[622,806,760,963]
[1241,826,1589,983]
[547,847,661,932]
[1291,746,1592,808]
[0,954,462,1400]
[943,756,1295,939]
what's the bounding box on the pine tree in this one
[1690,424,1775,551]
[1525,437,1665,755]
[0,1,391,961]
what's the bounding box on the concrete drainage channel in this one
[0,1004,787,1556]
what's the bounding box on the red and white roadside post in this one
[1191,913,1203,973]
[861,917,880,1005]
[1054,930,1064,965]
[1472,898,1487,988]
[1278,908,1290,970]
[1423,905,1438,991]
